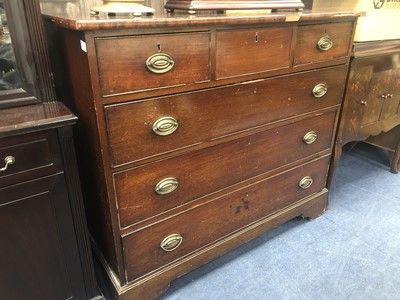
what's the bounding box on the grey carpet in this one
[159,142,400,300]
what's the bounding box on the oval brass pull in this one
[155,177,179,195]
[160,234,183,252]
[0,156,15,172]
[312,83,328,98]
[152,117,178,136]
[303,131,318,145]
[299,176,313,190]
[146,53,174,74]
[317,35,333,51]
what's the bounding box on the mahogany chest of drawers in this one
[43,5,358,299]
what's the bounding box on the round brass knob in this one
[317,35,333,51]
[146,53,174,74]
[154,177,179,195]
[312,83,328,98]
[160,233,183,252]
[303,131,317,145]
[152,116,178,136]
[299,176,313,189]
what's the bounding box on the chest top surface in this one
[41,1,360,31]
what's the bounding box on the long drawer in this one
[114,111,337,228]
[122,155,331,281]
[105,66,347,167]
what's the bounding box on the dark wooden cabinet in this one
[42,4,359,299]
[0,102,102,300]
[331,40,400,178]
[0,174,84,300]
[1,0,102,298]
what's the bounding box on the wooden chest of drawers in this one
[43,5,358,299]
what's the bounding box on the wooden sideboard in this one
[0,102,102,300]
[331,40,400,177]
[42,5,359,299]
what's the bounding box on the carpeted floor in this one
[159,143,400,300]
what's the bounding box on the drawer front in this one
[106,66,347,166]
[96,32,210,96]
[215,26,292,79]
[122,156,330,281]
[114,111,337,228]
[294,22,353,66]
[0,130,62,188]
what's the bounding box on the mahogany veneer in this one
[42,5,359,299]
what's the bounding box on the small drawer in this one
[122,156,330,281]
[0,130,62,188]
[294,22,353,66]
[105,65,347,166]
[96,32,210,96]
[215,26,293,79]
[114,111,337,228]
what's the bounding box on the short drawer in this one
[122,156,330,281]
[114,111,337,228]
[0,130,62,188]
[215,26,293,79]
[105,66,347,166]
[96,32,210,96]
[294,22,353,66]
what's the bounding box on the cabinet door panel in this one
[361,63,400,126]
[380,69,400,120]
[0,175,86,300]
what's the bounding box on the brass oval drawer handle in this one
[155,177,179,195]
[303,131,318,145]
[299,176,313,190]
[152,116,179,136]
[317,35,333,51]
[312,83,328,98]
[160,233,183,252]
[146,53,174,74]
[0,156,15,172]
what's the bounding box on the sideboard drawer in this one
[105,66,347,166]
[0,130,62,188]
[96,32,211,96]
[294,22,353,66]
[215,26,292,79]
[122,155,330,281]
[114,111,337,228]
